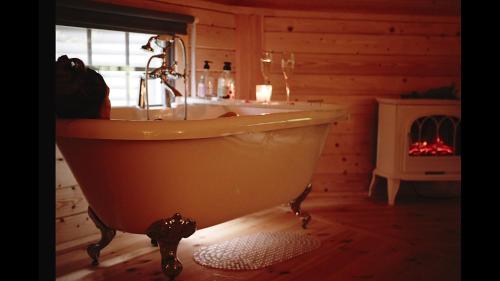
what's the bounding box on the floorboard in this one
[56,189,460,281]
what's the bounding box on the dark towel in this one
[400,85,457,99]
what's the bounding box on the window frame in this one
[56,0,194,35]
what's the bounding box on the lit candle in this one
[256,85,272,103]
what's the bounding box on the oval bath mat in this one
[193,231,321,270]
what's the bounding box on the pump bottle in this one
[197,60,215,98]
[217,62,235,99]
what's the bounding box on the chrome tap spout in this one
[144,53,166,120]
[160,74,183,108]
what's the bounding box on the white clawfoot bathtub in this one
[56,98,347,278]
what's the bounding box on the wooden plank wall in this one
[57,0,460,245]
[259,10,461,192]
[56,146,99,245]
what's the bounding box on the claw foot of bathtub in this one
[290,183,313,229]
[147,213,196,281]
[86,207,116,265]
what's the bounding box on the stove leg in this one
[368,173,378,197]
[290,183,313,229]
[86,207,116,265]
[387,178,401,206]
[147,213,196,281]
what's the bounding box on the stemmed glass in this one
[260,51,273,85]
[281,52,295,103]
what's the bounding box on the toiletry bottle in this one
[197,60,215,98]
[217,62,235,99]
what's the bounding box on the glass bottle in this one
[260,51,273,84]
[281,52,295,103]
[217,62,235,99]
[197,60,215,98]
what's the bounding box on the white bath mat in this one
[193,231,321,270]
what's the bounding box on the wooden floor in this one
[56,187,461,281]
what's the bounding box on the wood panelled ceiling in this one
[202,0,460,16]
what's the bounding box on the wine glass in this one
[260,51,273,85]
[281,52,295,103]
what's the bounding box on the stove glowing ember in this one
[409,137,454,156]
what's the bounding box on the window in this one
[55,0,194,107]
[56,25,165,107]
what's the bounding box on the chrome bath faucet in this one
[140,35,189,120]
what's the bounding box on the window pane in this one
[92,29,126,66]
[128,71,144,106]
[100,71,127,106]
[55,26,168,108]
[56,25,88,64]
[127,72,163,107]
[146,79,165,106]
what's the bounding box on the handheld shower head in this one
[141,36,159,52]
[141,43,154,52]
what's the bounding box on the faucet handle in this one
[166,72,184,80]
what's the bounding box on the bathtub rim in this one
[56,108,347,140]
